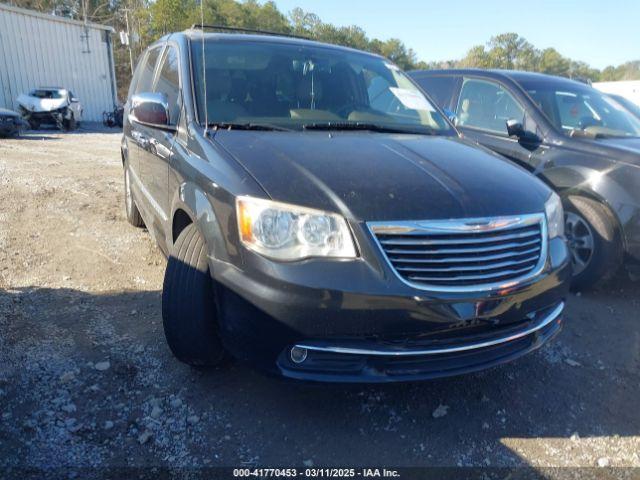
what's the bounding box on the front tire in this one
[564,196,622,290]
[63,113,77,131]
[162,223,227,366]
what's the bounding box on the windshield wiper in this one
[208,122,291,132]
[303,122,436,135]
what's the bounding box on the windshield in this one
[191,39,451,133]
[523,81,640,138]
[30,89,64,99]
[608,94,640,121]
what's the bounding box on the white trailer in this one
[0,3,117,122]
[593,80,640,107]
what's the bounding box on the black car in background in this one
[0,108,26,137]
[410,69,640,289]
[122,29,570,382]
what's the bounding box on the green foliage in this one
[450,32,639,82]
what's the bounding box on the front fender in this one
[170,182,232,263]
[541,163,640,255]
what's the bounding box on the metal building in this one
[0,3,117,122]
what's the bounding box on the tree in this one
[149,0,196,36]
[460,45,491,68]
[539,48,570,76]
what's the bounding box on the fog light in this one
[290,346,308,364]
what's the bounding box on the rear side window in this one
[456,78,524,134]
[154,46,181,125]
[412,75,458,109]
[135,47,163,94]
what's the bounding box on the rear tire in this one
[564,196,622,290]
[162,223,227,366]
[124,163,144,227]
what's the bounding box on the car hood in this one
[16,94,68,113]
[214,131,551,222]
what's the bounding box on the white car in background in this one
[16,87,83,130]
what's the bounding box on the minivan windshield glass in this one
[523,81,640,139]
[191,39,451,133]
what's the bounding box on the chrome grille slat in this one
[395,255,539,273]
[384,238,541,255]
[378,229,540,246]
[388,246,541,264]
[406,265,535,282]
[369,214,547,292]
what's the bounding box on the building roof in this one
[0,3,114,32]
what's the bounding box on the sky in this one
[272,0,639,69]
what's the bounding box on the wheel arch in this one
[541,164,628,252]
[169,181,231,263]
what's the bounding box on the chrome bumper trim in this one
[295,301,564,357]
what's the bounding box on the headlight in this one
[544,192,564,239]
[236,196,357,260]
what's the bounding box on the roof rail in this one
[189,24,310,40]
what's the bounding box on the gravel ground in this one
[0,127,639,475]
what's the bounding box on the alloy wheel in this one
[565,211,595,276]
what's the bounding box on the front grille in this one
[369,214,546,291]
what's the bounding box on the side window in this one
[412,75,458,109]
[135,47,162,94]
[153,46,181,125]
[456,78,524,134]
[554,92,589,130]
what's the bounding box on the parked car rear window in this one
[190,40,452,133]
[456,78,524,134]
[524,81,640,138]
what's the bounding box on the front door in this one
[139,44,182,240]
[455,77,546,172]
[128,45,164,223]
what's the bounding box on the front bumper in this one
[210,237,571,382]
[22,107,71,125]
[279,302,563,382]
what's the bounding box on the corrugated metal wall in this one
[0,4,117,122]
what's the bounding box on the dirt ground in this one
[1,127,639,475]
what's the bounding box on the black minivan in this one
[122,28,570,382]
[409,69,640,289]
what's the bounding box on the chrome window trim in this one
[367,213,548,293]
[295,301,563,357]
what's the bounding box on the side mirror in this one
[506,118,526,138]
[130,92,174,130]
[443,108,458,125]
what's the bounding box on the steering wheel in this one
[578,116,601,130]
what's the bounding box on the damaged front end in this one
[19,105,73,130]
[16,89,77,131]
